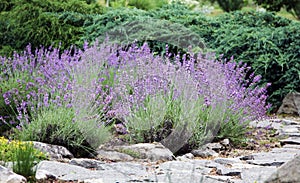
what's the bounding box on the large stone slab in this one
[214,158,242,165]
[280,137,300,145]
[158,160,212,175]
[96,149,134,162]
[282,144,300,149]
[191,149,219,158]
[244,151,297,166]
[265,154,300,183]
[35,160,151,182]
[32,141,73,160]
[241,166,277,183]
[69,158,105,170]
[0,165,27,183]
[99,142,174,162]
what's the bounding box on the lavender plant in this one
[1,40,270,156]
[0,44,114,156]
[109,43,270,151]
[70,42,117,149]
[109,44,223,152]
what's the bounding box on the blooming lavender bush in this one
[1,41,270,156]
[101,43,270,152]
[0,44,114,156]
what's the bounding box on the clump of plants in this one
[0,0,103,56]
[0,136,47,181]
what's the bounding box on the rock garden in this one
[1,1,300,183]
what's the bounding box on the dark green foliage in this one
[127,0,168,10]
[206,11,300,110]
[108,0,168,10]
[254,0,296,11]
[0,0,103,56]
[83,8,147,44]
[254,0,300,19]
[0,0,15,12]
[209,0,246,12]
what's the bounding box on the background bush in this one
[209,0,247,12]
[0,0,103,56]
[254,0,300,19]
[202,11,300,110]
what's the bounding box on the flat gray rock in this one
[32,141,74,160]
[96,149,134,162]
[102,143,174,162]
[282,144,300,149]
[145,160,214,183]
[0,165,27,183]
[205,175,243,183]
[279,119,300,125]
[241,166,277,183]
[278,126,299,133]
[69,158,105,170]
[35,160,151,182]
[249,120,273,128]
[152,173,220,183]
[214,157,242,165]
[245,151,296,166]
[176,153,194,161]
[279,132,300,137]
[280,137,300,145]
[265,154,300,183]
[191,149,219,158]
[159,160,212,175]
[270,147,300,154]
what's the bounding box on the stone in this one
[280,119,300,125]
[282,144,300,149]
[279,132,300,137]
[176,153,194,161]
[159,160,212,175]
[277,92,300,116]
[230,163,263,169]
[205,161,241,176]
[96,149,134,162]
[220,138,230,146]
[152,160,213,183]
[241,166,277,183]
[0,165,27,183]
[278,126,299,133]
[35,160,150,182]
[32,141,73,160]
[280,137,300,145]
[205,175,242,183]
[82,178,104,183]
[245,151,297,167]
[191,149,219,158]
[204,142,224,152]
[270,147,300,154]
[69,158,105,170]
[214,158,242,165]
[100,142,174,162]
[265,154,300,183]
[249,120,273,129]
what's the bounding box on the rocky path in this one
[2,117,300,183]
